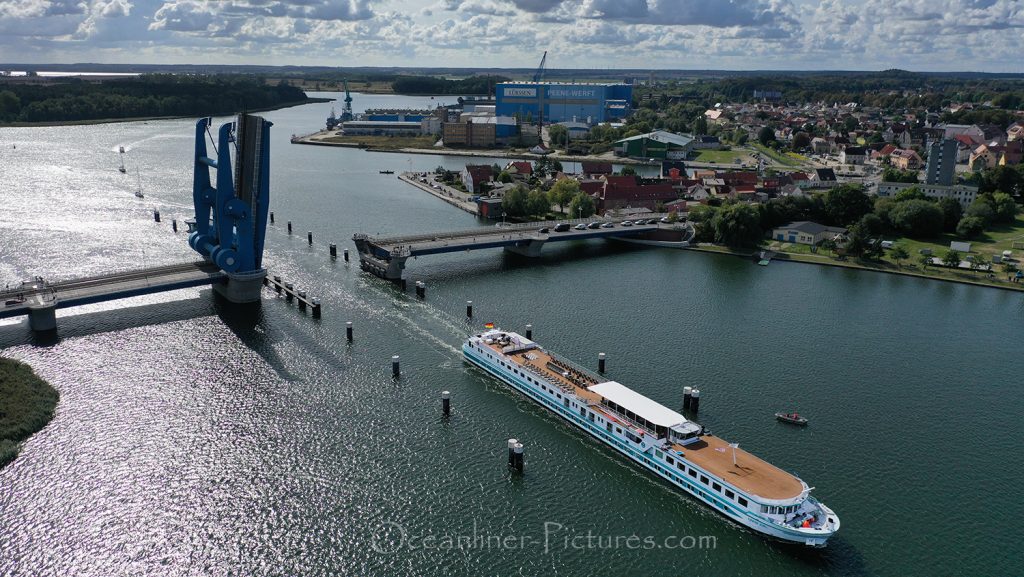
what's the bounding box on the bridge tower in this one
[189,113,272,303]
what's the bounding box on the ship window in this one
[666,456,674,465]
[688,469,697,478]
[606,422,612,432]
[725,489,734,499]
[615,427,622,434]
[738,497,747,507]
[712,482,721,492]
[700,475,709,485]
[761,505,769,513]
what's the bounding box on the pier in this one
[353,216,686,280]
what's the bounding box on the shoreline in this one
[291,132,654,165]
[0,357,59,469]
[397,172,479,215]
[684,244,1024,293]
[0,97,332,128]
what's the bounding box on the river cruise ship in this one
[463,328,840,547]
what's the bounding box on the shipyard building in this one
[495,82,633,125]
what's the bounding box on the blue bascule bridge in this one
[0,113,277,333]
[188,113,273,302]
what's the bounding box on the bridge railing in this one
[370,213,664,247]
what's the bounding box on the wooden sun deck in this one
[486,341,603,403]
[674,435,804,500]
[484,337,804,501]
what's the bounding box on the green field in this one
[692,149,753,164]
[883,216,1024,262]
[1,358,59,469]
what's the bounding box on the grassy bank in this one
[751,143,801,167]
[690,242,1024,292]
[692,149,753,164]
[0,358,59,469]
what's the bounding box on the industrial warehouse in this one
[494,81,633,125]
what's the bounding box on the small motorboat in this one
[379,170,394,174]
[775,412,808,426]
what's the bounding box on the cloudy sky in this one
[1,0,1022,71]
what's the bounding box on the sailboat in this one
[133,166,144,198]
[118,146,127,173]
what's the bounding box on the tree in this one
[757,126,776,146]
[942,249,962,269]
[991,192,1018,224]
[894,186,926,202]
[548,124,568,147]
[526,189,550,217]
[965,198,995,226]
[792,131,811,151]
[568,192,596,219]
[936,197,963,232]
[501,184,529,217]
[889,200,945,237]
[956,215,986,239]
[497,171,513,183]
[919,255,932,269]
[883,167,919,183]
[890,244,909,269]
[824,184,873,226]
[732,129,749,145]
[619,166,636,176]
[694,114,709,135]
[711,204,763,247]
[547,179,580,214]
[667,210,679,223]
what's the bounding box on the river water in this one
[0,92,1021,577]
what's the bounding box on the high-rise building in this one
[925,138,957,186]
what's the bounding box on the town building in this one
[877,181,978,208]
[613,131,694,160]
[593,175,677,213]
[771,221,848,245]
[504,161,533,180]
[890,149,923,171]
[443,121,496,148]
[494,82,632,125]
[925,138,957,186]
[839,146,867,165]
[461,165,494,193]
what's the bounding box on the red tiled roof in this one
[581,161,613,174]
[509,161,533,174]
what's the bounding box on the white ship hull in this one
[463,336,839,547]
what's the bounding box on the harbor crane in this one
[532,51,547,83]
[341,79,354,121]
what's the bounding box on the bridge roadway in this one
[353,214,678,280]
[0,261,226,329]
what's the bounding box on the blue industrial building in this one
[495,82,632,125]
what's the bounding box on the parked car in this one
[588,222,602,229]
[574,223,587,230]
[601,222,615,229]
[620,221,633,226]
[554,223,570,232]
[538,227,550,234]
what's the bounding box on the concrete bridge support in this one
[27,304,57,332]
[504,238,547,257]
[213,269,268,303]
[359,255,408,280]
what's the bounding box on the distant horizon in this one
[3,63,1023,77]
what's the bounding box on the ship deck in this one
[672,435,804,500]
[484,338,805,502]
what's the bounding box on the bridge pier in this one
[213,269,268,303]
[27,304,57,332]
[504,238,547,257]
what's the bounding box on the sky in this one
[0,0,1022,72]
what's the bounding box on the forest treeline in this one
[0,75,309,123]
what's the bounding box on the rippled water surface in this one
[1,93,1022,577]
